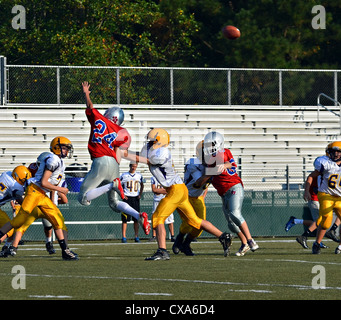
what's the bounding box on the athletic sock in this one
[85,183,112,201]
[302,230,312,237]
[116,201,140,220]
[331,223,338,231]
[58,239,67,250]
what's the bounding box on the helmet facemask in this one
[203,131,224,156]
[50,137,74,159]
[326,141,341,162]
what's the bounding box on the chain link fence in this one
[1,56,340,107]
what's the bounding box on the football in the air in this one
[222,25,241,40]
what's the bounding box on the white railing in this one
[317,93,341,133]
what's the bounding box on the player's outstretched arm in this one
[82,81,93,109]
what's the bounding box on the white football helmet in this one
[103,107,124,125]
[203,131,224,156]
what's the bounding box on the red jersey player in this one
[195,131,259,256]
[77,81,150,236]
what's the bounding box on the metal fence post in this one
[0,56,4,105]
[227,69,231,106]
[335,71,338,106]
[170,68,174,106]
[279,70,282,106]
[56,66,60,105]
[116,67,120,105]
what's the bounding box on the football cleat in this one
[296,235,309,249]
[121,237,127,243]
[235,243,250,256]
[247,239,259,252]
[312,242,321,254]
[172,234,185,255]
[219,232,233,257]
[46,242,56,254]
[320,242,329,249]
[285,216,296,232]
[335,246,341,254]
[145,249,170,261]
[62,248,79,260]
[181,242,195,256]
[112,178,125,199]
[139,212,151,235]
[0,246,10,258]
[325,229,340,243]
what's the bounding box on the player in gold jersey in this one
[305,142,341,254]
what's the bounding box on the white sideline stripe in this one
[227,289,272,293]
[29,295,72,299]
[135,292,173,296]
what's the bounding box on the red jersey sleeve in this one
[86,108,131,160]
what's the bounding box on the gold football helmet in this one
[50,136,74,159]
[325,141,341,162]
[146,128,170,150]
[12,165,32,185]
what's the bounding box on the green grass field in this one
[1,237,341,302]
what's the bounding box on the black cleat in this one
[62,248,78,260]
[145,249,170,261]
[46,242,56,254]
[172,234,184,255]
[296,235,309,249]
[0,246,10,258]
[181,242,195,256]
[312,242,321,254]
[325,229,340,243]
[219,232,233,257]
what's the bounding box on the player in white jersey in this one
[305,141,341,254]
[172,140,210,256]
[0,137,78,260]
[120,163,144,242]
[0,166,31,245]
[138,128,232,261]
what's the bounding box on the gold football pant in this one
[177,196,206,238]
[0,209,14,238]
[11,184,67,231]
[317,192,341,229]
[16,206,67,235]
[152,183,202,230]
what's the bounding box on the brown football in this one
[222,25,241,40]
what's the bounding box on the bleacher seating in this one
[1,104,340,191]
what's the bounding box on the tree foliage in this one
[1,0,341,68]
